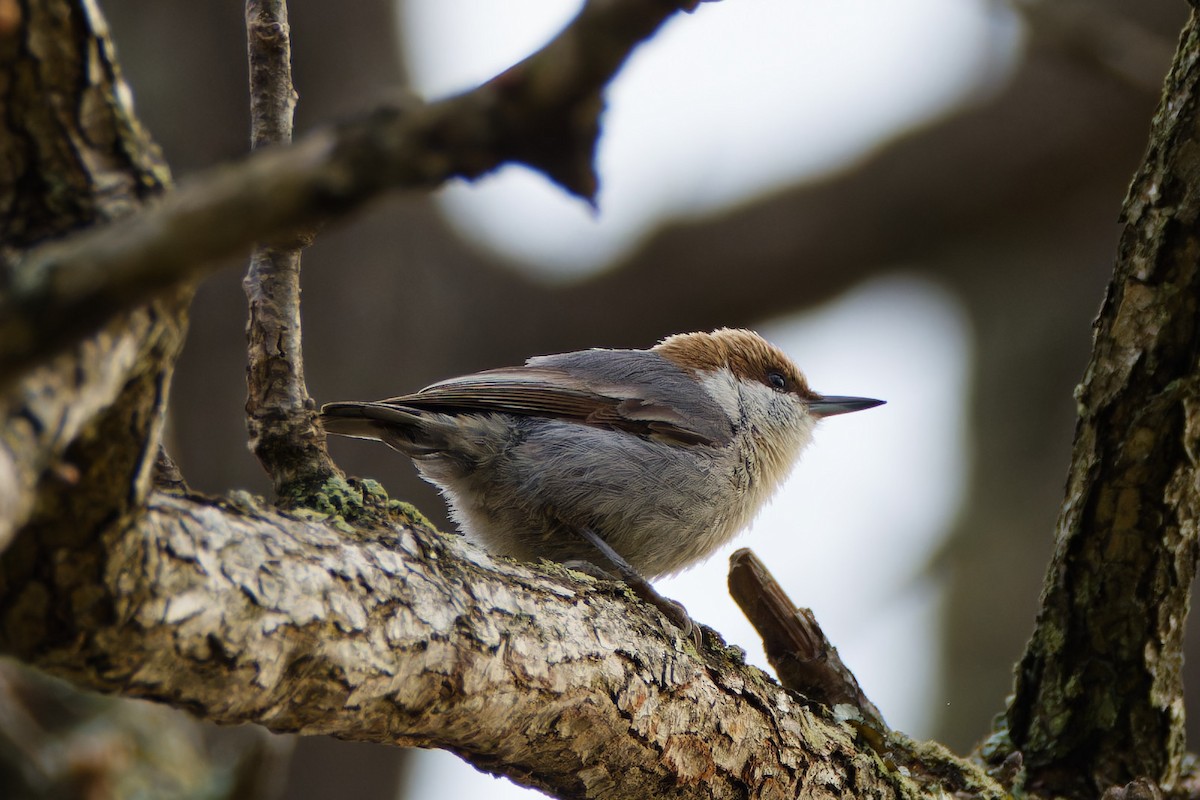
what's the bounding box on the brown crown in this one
[654,328,814,398]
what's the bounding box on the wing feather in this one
[375,352,732,446]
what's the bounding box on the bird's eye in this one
[767,371,788,391]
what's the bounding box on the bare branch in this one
[1,490,1005,800]
[247,0,300,151]
[728,548,885,730]
[0,0,696,383]
[242,0,338,495]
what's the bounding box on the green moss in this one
[884,730,1011,800]
[387,499,436,532]
[701,629,749,669]
[979,715,1014,764]
[289,474,439,534]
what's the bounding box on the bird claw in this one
[641,591,702,649]
[563,546,703,648]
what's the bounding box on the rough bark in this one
[0,1,207,793]
[0,0,185,550]
[1002,11,1200,797]
[6,489,1002,800]
[242,0,337,495]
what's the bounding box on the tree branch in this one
[7,1,1200,797]
[242,0,338,495]
[1,490,1004,800]
[0,0,696,383]
[728,548,885,731]
[0,0,186,549]
[1001,10,1200,796]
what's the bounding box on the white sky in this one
[395,0,1018,796]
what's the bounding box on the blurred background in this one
[1,0,1188,797]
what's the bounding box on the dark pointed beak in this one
[808,395,885,418]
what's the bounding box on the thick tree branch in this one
[0,0,696,382]
[1001,11,1200,797]
[242,0,338,495]
[1,490,1004,800]
[0,0,186,549]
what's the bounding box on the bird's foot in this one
[564,530,702,648]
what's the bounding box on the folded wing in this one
[370,349,733,447]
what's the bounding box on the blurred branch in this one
[0,660,246,799]
[545,35,1167,341]
[242,0,338,496]
[1023,0,1177,94]
[0,0,699,383]
[999,11,1200,796]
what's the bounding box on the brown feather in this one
[654,328,816,399]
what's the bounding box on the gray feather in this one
[380,349,734,446]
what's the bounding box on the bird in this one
[320,328,883,633]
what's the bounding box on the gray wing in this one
[378,349,734,446]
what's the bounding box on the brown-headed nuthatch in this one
[320,329,882,630]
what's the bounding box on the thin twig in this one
[0,0,700,384]
[243,0,337,496]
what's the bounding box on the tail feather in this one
[320,401,398,434]
[318,400,419,440]
[321,401,461,458]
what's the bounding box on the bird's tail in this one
[320,401,415,437]
[320,401,452,456]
